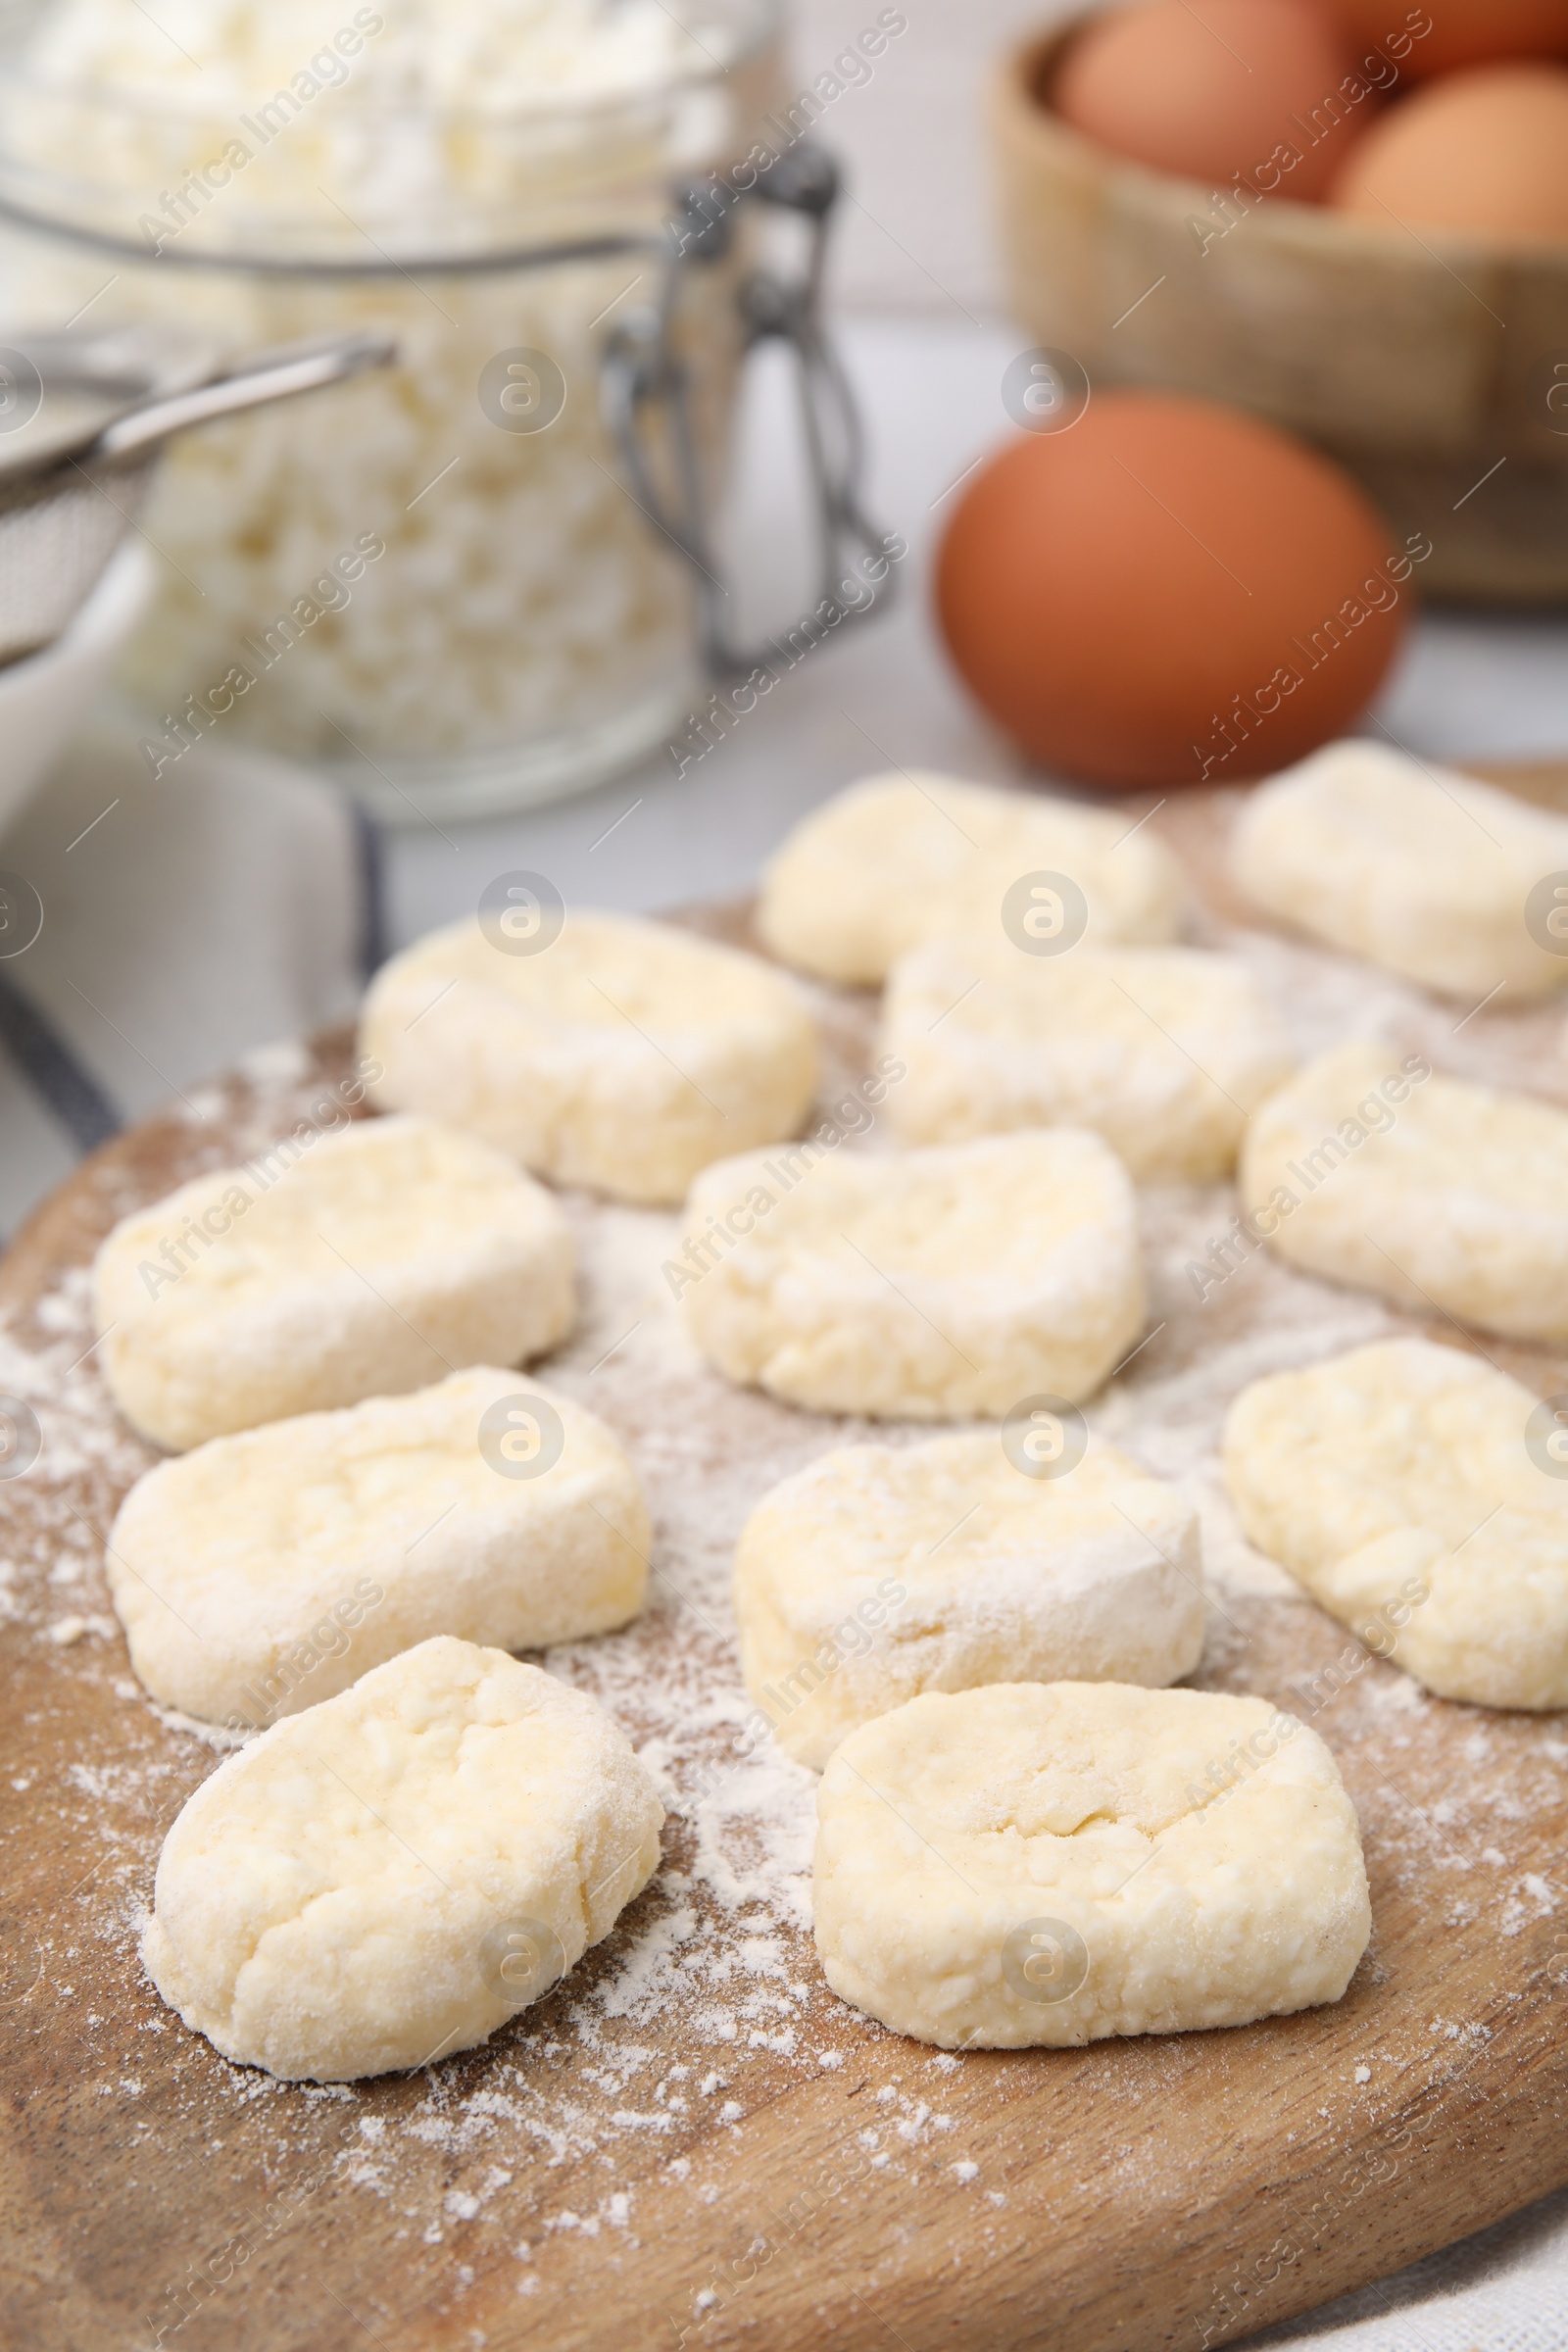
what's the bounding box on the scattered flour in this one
[3,889,1565,2334]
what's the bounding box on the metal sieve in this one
[0,326,395,666]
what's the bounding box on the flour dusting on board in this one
[3,857,1566,2341]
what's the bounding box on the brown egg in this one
[1053,0,1365,204]
[1330,62,1568,239]
[934,394,1410,790]
[1320,1,1568,79]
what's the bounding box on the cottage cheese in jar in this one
[0,0,781,813]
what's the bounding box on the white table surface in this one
[380,315,1568,947]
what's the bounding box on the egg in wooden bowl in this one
[995,8,1568,601]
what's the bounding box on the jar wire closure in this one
[0,139,892,690]
[603,141,896,678]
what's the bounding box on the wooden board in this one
[3,772,1567,2352]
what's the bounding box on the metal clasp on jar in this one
[601,140,896,679]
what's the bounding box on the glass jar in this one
[0,0,799,818]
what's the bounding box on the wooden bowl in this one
[994,18,1568,605]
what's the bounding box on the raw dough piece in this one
[93,1115,574,1451]
[107,1367,650,1728]
[813,1682,1370,2047]
[881,939,1291,1178]
[1230,739,1568,1001]
[734,1433,1205,1768]
[359,910,818,1205]
[1224,1339,1568,1710]
[1240,1041,1568,1342]
[678,1131,1146,1420]
[756,771,1187,985]
[141,1636,663,2081]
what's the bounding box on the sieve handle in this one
[86,328,397,464]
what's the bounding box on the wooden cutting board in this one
[3,771,1567,2352]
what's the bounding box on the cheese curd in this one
[361,911,819,1204]
[881,938,1291,1178]
[679,1130,1147,1420]
[93,1115,575,1449]
[107,1368,649,1725]
[1225,1339,1568,1710]
[734,1434,1205,1768]
[1231,740,1568,1000]
[1241,1043,1568,1343]
[814,1682,1371,2047]
[142,1637,663,2079]
[757,772,1187,985]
